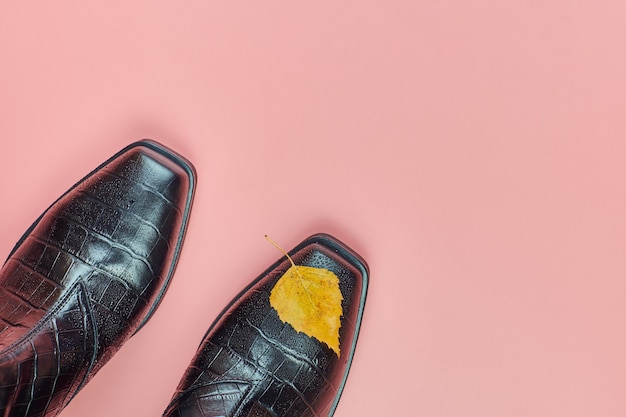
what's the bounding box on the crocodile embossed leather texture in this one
[163,234,368,417]
[0,140,195,417]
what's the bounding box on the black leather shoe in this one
[163,234,368,417]
[0,140,195,417]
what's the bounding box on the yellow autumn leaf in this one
[269,264,343,356]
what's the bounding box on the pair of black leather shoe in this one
[0,141,368,417]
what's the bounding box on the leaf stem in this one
[264,235,306,283]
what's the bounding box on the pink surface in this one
[1,2,626,416]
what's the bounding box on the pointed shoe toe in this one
[164,234,368,417]
[0,140,195,417]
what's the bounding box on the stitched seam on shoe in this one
[40,317,62,417]
[67,281,99,401]
[0,280,83,355]
[10,236,154,312]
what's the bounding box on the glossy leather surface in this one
[164,234,368,417]
[0,140,195,417]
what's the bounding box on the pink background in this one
[1,2,626,416]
